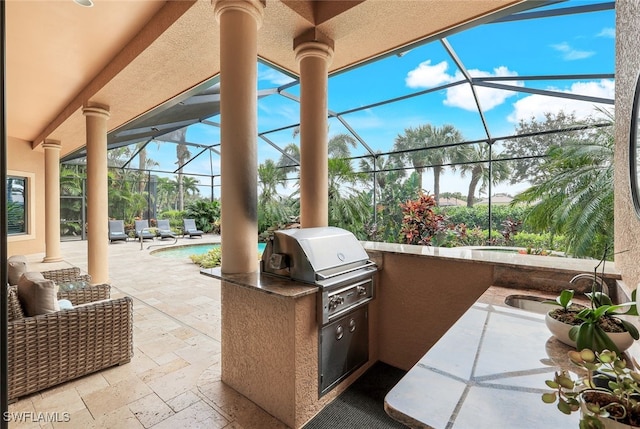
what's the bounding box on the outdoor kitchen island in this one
[200,267,380,429]
[201,239,628,429]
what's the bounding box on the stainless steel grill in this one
[260,226,377,395]
[261,226,377,324]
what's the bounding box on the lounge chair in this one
[108,220,128,243]
[156,219,176,240]
[183,218,204,238]
[134,219,155,241]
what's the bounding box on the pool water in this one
[152,242,266,259]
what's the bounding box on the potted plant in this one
[542,348,640,428]
[544,246,639,354]
[545,288,639,354]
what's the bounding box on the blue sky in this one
[172,0,615,198]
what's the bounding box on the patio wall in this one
[7,136,45,257]
[614,0,640,290]
[376,252,494,371]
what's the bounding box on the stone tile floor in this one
[8,235,287,429]
[7,237,557,429]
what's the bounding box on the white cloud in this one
[597,27,615,38]
[551,42,595,60]
[405,60,452,88]
[507,79,615,123]
[405,61,522,112]
[258,68,296,86]
[444,66,523,112]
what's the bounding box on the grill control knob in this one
[357,286,367,296]
[349,318,356,333]
[328,295,345,310]
[335,325,344,340]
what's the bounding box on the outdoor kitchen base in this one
[220,277,376,429]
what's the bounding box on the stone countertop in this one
[384,298,592,429]
[200,267,318,298]
[362,241,622,278]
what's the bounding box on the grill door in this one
[319,306,369,396]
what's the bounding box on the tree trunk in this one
[467,169,481,207]
[433,166,441,205]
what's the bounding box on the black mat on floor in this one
[302,362,407,429]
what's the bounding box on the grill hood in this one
[261,226,373,286]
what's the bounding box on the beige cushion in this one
[7,255,28,286]
[17,272,60,316]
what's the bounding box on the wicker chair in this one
[41,266,92,285]
[6,285,134,402]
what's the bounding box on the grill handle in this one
[315,261,376,280]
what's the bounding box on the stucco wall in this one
[6,136,45,257]
[614,0,640,290]
[376,253,494,371]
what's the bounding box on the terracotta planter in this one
[545,311,635,352]
[580,391,640,429]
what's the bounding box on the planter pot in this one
[580,391,640,428]
[545,312,635,352]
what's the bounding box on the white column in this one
[42,139,62,262]
[214,0,264,274]
[83,104,110,284]
[294,38,334,228]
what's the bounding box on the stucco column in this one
[83,104,110,284]
[214,0,263,274]
[42,140,63,262]
[294,38,334,227]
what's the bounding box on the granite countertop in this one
[384,299,591,429]
[200,267,318,298]
[362,241,621,278]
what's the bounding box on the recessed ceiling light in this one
[74,0,94,7]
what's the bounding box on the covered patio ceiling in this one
[7,0,541,159]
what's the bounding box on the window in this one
[7,176,27,235]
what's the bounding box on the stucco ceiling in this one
[6,0,534,157]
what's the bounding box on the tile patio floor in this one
[8,235,288,429]
[6,236,542,429]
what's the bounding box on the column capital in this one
[213,0,265,28]
[294,28,334,65]
[82,103,110,119]
[42,139,62,150]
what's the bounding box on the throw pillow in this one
[7,255,28,286]
[17,272,60,316]
[58,299,74,310]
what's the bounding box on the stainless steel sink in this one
[503,295,550,314]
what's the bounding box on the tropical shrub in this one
[399,192,447,245]
[184,199,221,233]
[157,209,186,230]
[190,247,222,268]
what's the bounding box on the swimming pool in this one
[151,242,266,259]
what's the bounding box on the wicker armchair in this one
[57,283,111,305]
[6,285,133,402]
[41,266,92,284]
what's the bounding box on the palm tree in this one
[277,143,300,175]
[512,108,614,258]
[328,133,357,158]
[60,165,85,196]
[173,129,191,211]
[457,144,511,207]
[257,159,291,232]
[258,160,286,204]
[359,152,406,200]
[156,177,177,212]
[327,158,370,234]
[393,124,463,204]
[181,176,200,199]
